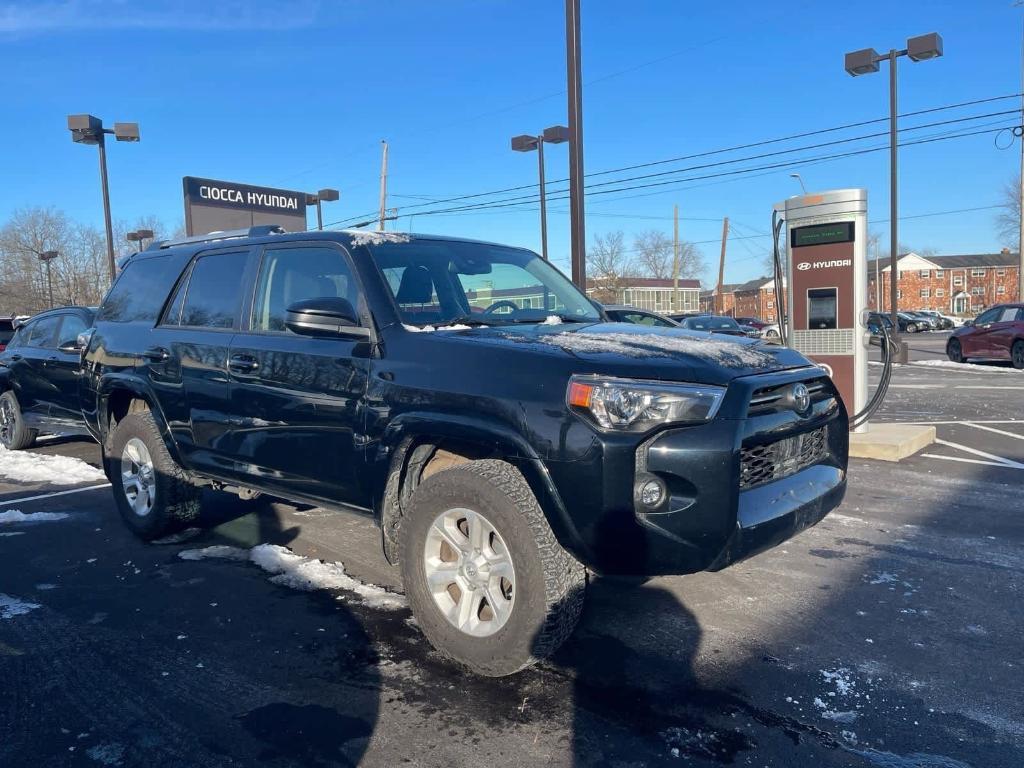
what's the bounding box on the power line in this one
[324,93,1023,226]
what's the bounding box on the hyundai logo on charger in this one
[796,259,852,271]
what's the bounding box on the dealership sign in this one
[183,176,309,235]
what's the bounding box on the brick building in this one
[588,277,701,314]
[700,278,784,322]
[867,251,1021,316]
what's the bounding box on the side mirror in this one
[962,319,974,327]
[58,329,93,354]
[285,297,370,339]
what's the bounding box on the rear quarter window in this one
[97,253,189,323]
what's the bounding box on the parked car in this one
[602,304,679,327]
[667,310,708,322]
[735,316,768,330]
[946,303,1024,368]
[896,312,927,333]
[80,227,848,676]
[760,323,781,341]
[0,317,17,353]
[866,312,895,336]
[678,315,759,337]
[902,311,940,331]
[0,306,96,449]
[914,310,954,330]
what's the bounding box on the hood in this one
[422,322,814,386]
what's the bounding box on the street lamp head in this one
[844,48,880,76]
[317,188,340,202]
[511,134,539,152]
[39,250,59,262]
[907,32,943,62]
[67,113,103,144]
[113,122,140,142]
[542,125,570,144]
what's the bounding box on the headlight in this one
[567,375,724,432]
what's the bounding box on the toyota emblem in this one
[792,383,811,415]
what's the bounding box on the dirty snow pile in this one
[537,330,778,368]
[906,360,1022,375]
[343,230,411,247]
[178,544,405,609]
[0,509,69,524]
[0,446,106,485]
[0,593,40,620]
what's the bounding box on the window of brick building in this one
[971,286,984,295]
[935,270,944,278]
[918,269,929,278]
[936,288,945,297]
[997,286,1006,294]
[971,268,986,277]
[919,288,930,298]
[953,275,963,286]
[997,269,1006,277]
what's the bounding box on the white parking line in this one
[0,483,111,506]
[964,423,1024,442]
[920,454,1015,469]
[933,438,1024,470]
[899,420,1023,426]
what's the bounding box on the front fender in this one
[374,410,595,568]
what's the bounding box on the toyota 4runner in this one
[81,226,848,676]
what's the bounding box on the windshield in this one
[685,316,739,331]
[363,239,601,326]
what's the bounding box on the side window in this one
[998,307,1018,323]
[98,254,188,324]
[252,245,358,333]
[179,251,250,329]
[160,264,192,327]
[975,308,1000,325]
[57,315,88,347]
[25,316,60,348]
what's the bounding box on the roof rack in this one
[148,224,286,250]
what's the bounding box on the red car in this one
[947,303,1024,368]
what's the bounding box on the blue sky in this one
[2,0,1022,285]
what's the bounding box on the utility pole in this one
[565,0,587,289]
[672,204,681,311]
[1019,13,1024,301]
[378,140,389,232]
[716,217,729,314]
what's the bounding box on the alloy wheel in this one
[1013,343,1024,369]
[423,507,516,638]
[120,437,156,516]
[0,398,13,447]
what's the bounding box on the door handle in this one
[9,354,21,361]
[228,354,259,373]
[142,347,170,362]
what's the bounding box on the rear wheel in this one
[1012,340,1024,370]
[906,323,919,333]
[107,410,201,540]
[400,459,585,677]
[0,391,36,450]
[947,338,964,364]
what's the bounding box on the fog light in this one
[639,478,665,508]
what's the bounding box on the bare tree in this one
[588,231,633,303]
[632,229,707,281]
[995,173,1020,251]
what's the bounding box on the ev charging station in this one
[775,189,870,432]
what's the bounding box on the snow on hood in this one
[0,593,40,620]
[343,230,411,247]
[0,446,106,486]
[531,328,780,369]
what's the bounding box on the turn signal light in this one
[568,381,593,408]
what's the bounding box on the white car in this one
[761,323,781,341]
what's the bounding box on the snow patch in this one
[402,323,472,333]
[343,230,411,247]
[906,359,1022,375]
[0,531,25,537]
[542,315,564,325]
[178,544,404,609]
[0,509,70,524]
[0,593,40,619]
[533,330,777,368]
[0,446,106,485]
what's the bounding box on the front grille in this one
[740,427,828,489]
[747,377,831,416]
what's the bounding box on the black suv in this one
[0,306,95,449]
[81,227,848,676]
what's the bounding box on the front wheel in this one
[400,459,585,677]
[1012,340,1024,370]
[0,391,36,450]
[947,338,964,364]
[107,410,201,540]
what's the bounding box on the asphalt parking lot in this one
[1,340,1021,767]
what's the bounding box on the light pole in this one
[511,126,569,261]
[127,228,155,251]
[39,250,58,308]
[845,32,943,338]
[565,0,586,289]
[306,188,340,231]
[789,173,808,195]
[67,115,140,286]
